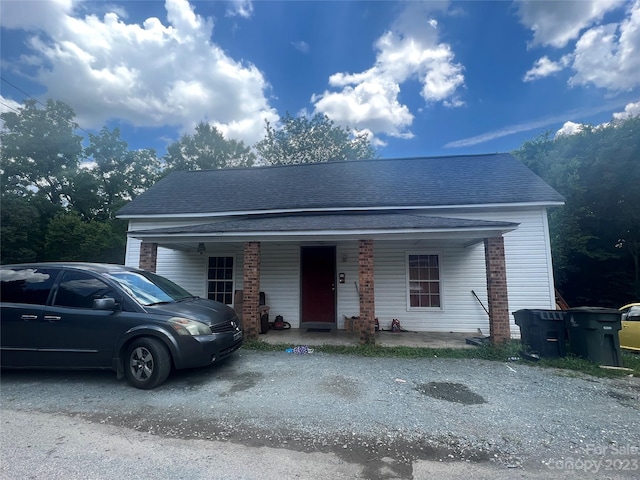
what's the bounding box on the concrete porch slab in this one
[256,329,478,349]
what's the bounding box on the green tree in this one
[44,213,126,264]
[0,193,61,264]
[514,116,640,306]
[1,100,156,264]
[255,112,376,165]
[164,122,255,171]
[1,99,82,204]
[1,99,82,263]
[80,126,162,220]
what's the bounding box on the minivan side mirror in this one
[93,297,117,311]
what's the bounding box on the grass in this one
[242,339,640,379]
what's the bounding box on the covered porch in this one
[133,212,516,346]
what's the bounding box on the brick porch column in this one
[139,242,157,272]
[484,236,510,344]
[358,239,376,345]
[242,242,261,340]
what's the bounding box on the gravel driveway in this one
[1,349,639,479]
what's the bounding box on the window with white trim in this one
[207,256,234,304]
[406,253,441,309]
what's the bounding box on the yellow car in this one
[619,303,640,352]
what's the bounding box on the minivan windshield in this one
[107,271,195,306]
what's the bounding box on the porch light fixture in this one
[197,243,206,255]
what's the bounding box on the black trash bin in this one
[514,309,567,358]
[565,307,623,367]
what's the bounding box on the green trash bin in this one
[566,307,623,367]
[514,309,567,358]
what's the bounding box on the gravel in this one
[1,349,639,478]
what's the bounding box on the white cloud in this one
[311,1,464,143]
[523,55,568,82]
[2,0,276,147]
[225,0,253,19]
[355,127,387,148]
[613,101,640,119]
[0,0,75,31]
[312,79,415,140]
[516,0,624,48]
[569,2,640,91]
[555,121,585,137]
[291,41,309,54]
[520,1,640,92]
[0,95,22,114]
[0,96,25,131]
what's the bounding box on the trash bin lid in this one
[566,307,622,325]
[567,306,620,314]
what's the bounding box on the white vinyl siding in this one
[123,206,556,336]
[155,248,242,302]
[454,208,557,313]
[372,240,489,333]
[258,243,300,327]
[335,242,360,329]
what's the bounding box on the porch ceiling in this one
[128,212,518,245]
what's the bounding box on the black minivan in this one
[0,263,243,389]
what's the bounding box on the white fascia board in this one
[129,226,517,244]
[117,201,564,220]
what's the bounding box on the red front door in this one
[300,246,336,325]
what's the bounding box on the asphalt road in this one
[1,349,639,479]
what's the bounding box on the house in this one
[116,153,564,344]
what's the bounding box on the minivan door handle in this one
[44,315,62,323]
[20,315,38,321]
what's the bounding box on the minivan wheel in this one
[125,337,171,389]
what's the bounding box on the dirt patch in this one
[221,371,263,396]
[415,382,487,405]
[607,389,639,408]
[75,410,498,480]
[319,374,360,399]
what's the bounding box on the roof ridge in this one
[175,152,512,174]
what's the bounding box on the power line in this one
[0,100,21,114]
[0,76,92,136]
[1,77,48,109]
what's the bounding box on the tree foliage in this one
[1,101,255,264]
[164,122,255,171]
[1,99,82,204]
[0,194,60,263]
[80,126,162,220]
[514,116,640,306]
[44,213,126,263]
[255,112,376,165]
[0,101,156,264]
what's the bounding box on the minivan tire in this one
[125,337,171,389]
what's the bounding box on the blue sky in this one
[1,0,639,160]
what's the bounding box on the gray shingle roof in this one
[117,154,564,217]
[129,213,518,235]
